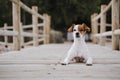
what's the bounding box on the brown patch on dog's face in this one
[67,23,90,33]
[67,24,75,32]
[82,23,90,32]
[78,23,90,32]
[77,23,90,35]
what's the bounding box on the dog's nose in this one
[76,32,80,38]
[76,32,79,35]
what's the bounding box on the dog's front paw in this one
[61,63,67,65]
[86,63,92,66]
[86,57,93,66]
[61,62,68,65]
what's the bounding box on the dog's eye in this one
[73,29,76,31]
[80,30,84,31]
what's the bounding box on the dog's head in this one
[68,23,90,38]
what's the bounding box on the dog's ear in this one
[67,24,74,32]
[82,23,90,32]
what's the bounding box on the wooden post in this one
[99,5,107,46]
[32,6,39,46]
[91,13,98,44]
[20,23,24,48]
[4,23,8,47]
[12,0,21,50]
[119,0,120,50]
[112,0,120,50]
[43,14,51,44]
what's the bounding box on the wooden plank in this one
[22,24,33,29]
[92,1,112,21]
[19,23,43,29]
[32,6,39,46]
[0,42,12,46]
[0,30,18,36]
[0,43,120,79]
[10,0,44,20]
[43,14,51,44]
[4,23,8,46]
[38,23,44,27]
[112,0,120,50]
[0,26,13,30]
[94,31,112,37]
[20,23,24,48]
[91,13,98,44]
[94,29,120,37]
[97,23,111,27]
[12,0,21,50]
[99,5,107,46]
[38,38,44,42]
[22,32,36,37]
[23,41,33,46]
[114,29,120,35]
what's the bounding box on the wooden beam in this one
[112,0,120,50]
[4,23,8,46]
[22,32,36,37]
[12,0,21,50]
[10,0,44,20]
[32,6,39,46]
[0,30,18,36]
[20,23,24,48]
[94,29,120,37]
[91,13,98,44]
[114,29,120,35]
[99,5,107,46]
[22,23,43,29]
[43,14,51,44]
[92,1,112,21]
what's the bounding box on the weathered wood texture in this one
[10,0,44,19]
[99,5,106,46]
[0,43,120,80]
[112,0,120,50]
[91,13,98,44]
[32,6,39,46]
[4,23,8,46]
[0,0,51,50]
[12,0,21,50]
[43,14,51,44]
[91,0,120,50]
[92,1,112,21]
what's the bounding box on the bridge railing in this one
[91,0,120,50]
[0,0,51,51]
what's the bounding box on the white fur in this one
[62,25,93,65]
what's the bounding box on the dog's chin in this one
[76,35,80,38]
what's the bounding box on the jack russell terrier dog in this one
[61,23,93,66]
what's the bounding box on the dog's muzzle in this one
[76,32,80,38]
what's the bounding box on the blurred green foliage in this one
[0,0,110,32]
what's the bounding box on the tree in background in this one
[0,0,111,32]
[0,1,12,26]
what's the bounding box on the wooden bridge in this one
[0,43,120,80]
[0,0,51,51]
[0,0,120,80]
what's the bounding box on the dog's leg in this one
[62,52,75,65]
[86,57,93,66]
[80,38,93,66]
[61,46,77,65]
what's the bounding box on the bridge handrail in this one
[0,23,44,30]
[92,1,112,21]
[0,0,51,51]
[10,0,44,20]
[91,0,120,50]
[94,29,120,37]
